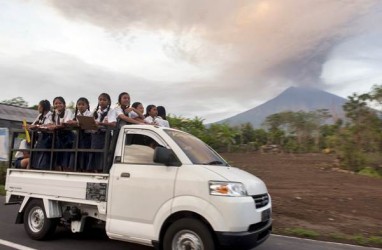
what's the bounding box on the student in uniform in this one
[144,104,168,127]
[130,102,145,123]
[157,106,170,128]
[27,100,53,170]
[67,97,92,171]
[144,105,159,125]
[87,93,117,172]
[114,92,144,128]
[14,139,30,169]
[51,96,74,171]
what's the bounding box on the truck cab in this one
[6,125,272,250]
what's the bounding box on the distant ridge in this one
[216,86,347,128]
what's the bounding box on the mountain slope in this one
[217,87,347,127]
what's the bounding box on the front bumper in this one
[215,219,272,249]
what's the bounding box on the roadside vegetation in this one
[0,162,6,195]
[168,84,382,178]
[278,227,382,248]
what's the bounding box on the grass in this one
[349,235,382,246]
[358,167,382,179]
[0,185,5,196]
[0,166,6,186]
[284,227,320,238]
[0,165,7,196]
[281,228,382,248]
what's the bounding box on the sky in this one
[1,0,382,123]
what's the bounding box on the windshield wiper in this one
[202,160,226,166]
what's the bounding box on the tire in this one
[163,218,215,250]
[23,199,58,240]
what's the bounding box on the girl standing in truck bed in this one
[51,96,74,171]
[67,97,93,171]
[87,93,117,172]
[28,100,53,170]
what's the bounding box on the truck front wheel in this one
[163,218,215,250]
[23,199,58,240]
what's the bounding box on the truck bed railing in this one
[8,127,119,173]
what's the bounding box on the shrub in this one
[285,228,320,238]
[358,167,382,178]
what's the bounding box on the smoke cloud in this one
[43,0,381,121]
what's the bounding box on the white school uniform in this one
[32,111,53,125]
[15,139,29,159]
[94,107,117,123]
[114,106,126,117]
[144,116,169,127]
[75,110,93,118]
[129,110,139,119]
[53,109,74,125]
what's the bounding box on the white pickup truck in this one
[5,125,272,250]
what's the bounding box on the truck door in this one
[107,129,178,240]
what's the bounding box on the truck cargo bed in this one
[5,169,109,202]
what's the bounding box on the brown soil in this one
[221,152,382,247]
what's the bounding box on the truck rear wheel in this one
[23,199,58,240]
[163,218,215,250]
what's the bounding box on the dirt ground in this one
[221,152,382,247]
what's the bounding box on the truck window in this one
[165,129,228,166]
[123,133,162,165]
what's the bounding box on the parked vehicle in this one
[5,125,272,249]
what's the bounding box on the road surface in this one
[0,197,379,250]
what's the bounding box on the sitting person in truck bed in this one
[14,139,30,169]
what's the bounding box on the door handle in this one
[120,172,130,178]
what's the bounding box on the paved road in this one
[0,197,379,250]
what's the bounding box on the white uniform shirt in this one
[129,110,139,119]
[94,107,117,123]
[75,109,93,118]
[114,106,126,117]
[144,116,169,127]
[52,109,74,125]
[160,119,170,128]
[15,139,29,159]
[32,111,53,125]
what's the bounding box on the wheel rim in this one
[28,206,45,233]
[172,229,204,250]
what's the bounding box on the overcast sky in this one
[1,0,382,123]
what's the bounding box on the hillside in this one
[217,86,347,127]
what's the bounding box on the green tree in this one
[334,87,382,171]
[207,123,239,152]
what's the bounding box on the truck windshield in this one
[165,129,228,166]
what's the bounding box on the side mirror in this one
[153,147,181,166]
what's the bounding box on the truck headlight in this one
[209,181,248,197]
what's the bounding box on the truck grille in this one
[252,193,269,208]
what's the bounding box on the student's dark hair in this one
[157,106,167,120]
[145,104,156,117]
[118,92,130,110]
[52,96,66,123]
[132,102,141,109]
[39,100,51,113]
[93,93,111,121]
[74,97,90,120]
[37,100,51,124]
